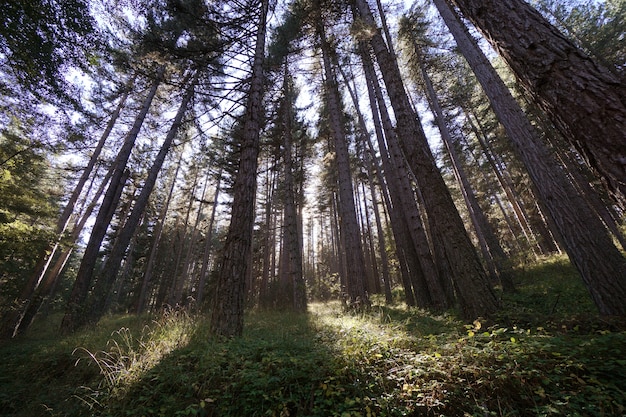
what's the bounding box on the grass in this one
[1,256,625,416]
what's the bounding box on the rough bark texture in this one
[210,0,268,337]
[448,0,626,209]
[353,0,499,319]
[436,0,626,315]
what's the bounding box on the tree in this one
[316,11,369,307]
[398,12,515,293]
[0,0,97,104]
[210,0,270,337]
[0,128,58,320]
[447,0,626,209]
[351,0,499,319]
[86,72,198,324]
[60,66,165,333]
[434,0,626,315]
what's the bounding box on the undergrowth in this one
[1,256,625,416]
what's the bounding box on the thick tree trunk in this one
[210,0,268,337]
[436,0,626,315]
[448,0,626,209]
[352,0,499,319]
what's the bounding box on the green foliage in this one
[533,0,626,72]
[1,256,625,416]
[0,127,59,306]
[0,0,97,102]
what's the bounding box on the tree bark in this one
[411,43,515,292]
[436,0,626,315]
[136,150,184,314]
[0,77,135,339]
[448,0,626,209]
[88,72,196,323]
[210,0,269,337]
[352,0,499,319]
[60,67,164,333]
[281,68,306,312]
[318,19,368,306]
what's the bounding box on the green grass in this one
[1,256,625,416]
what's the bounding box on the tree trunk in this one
[436,0,626,315]
[136,150,184,314]
[1,78,134,339]
[413,46,515,292]
[88,72,196,323]
[210,0,268,337]
[318,20,369,306]
[196,169,222,309]
[352,0,499,319]
[281,68,306,312]
[358,46,432,307]
[61,67,164,333]
[448,0,626,209]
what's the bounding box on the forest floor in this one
[1,255,626,417]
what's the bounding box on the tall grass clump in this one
[72,308,198,412]
[1,255,625,416]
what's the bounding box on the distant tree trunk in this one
[61,67,164,333]
[360,182,381,294]
[196,168,222,309]
[435,0,626,315]
[362,146,393,302]
[448,0,626,209]
[0,78,134,339]
[281,68,306,312]
[352,0,499,319]
[339,65,389,298]
[459,134,526,256]
[463,111,544,255]
[210,0,268,337]
[88,72,196,323]
[179,170,212,307]
[259,163,276,308]
[412,46,515,292]
[170,169,205,306]
[357,46,429,306]
[136,151,184,314]
[318,20,368,306]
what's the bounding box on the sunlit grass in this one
[1,256,625,416]
[72,308,198,409]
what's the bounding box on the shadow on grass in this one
[95,309,368,417]
[0,313,155,417]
